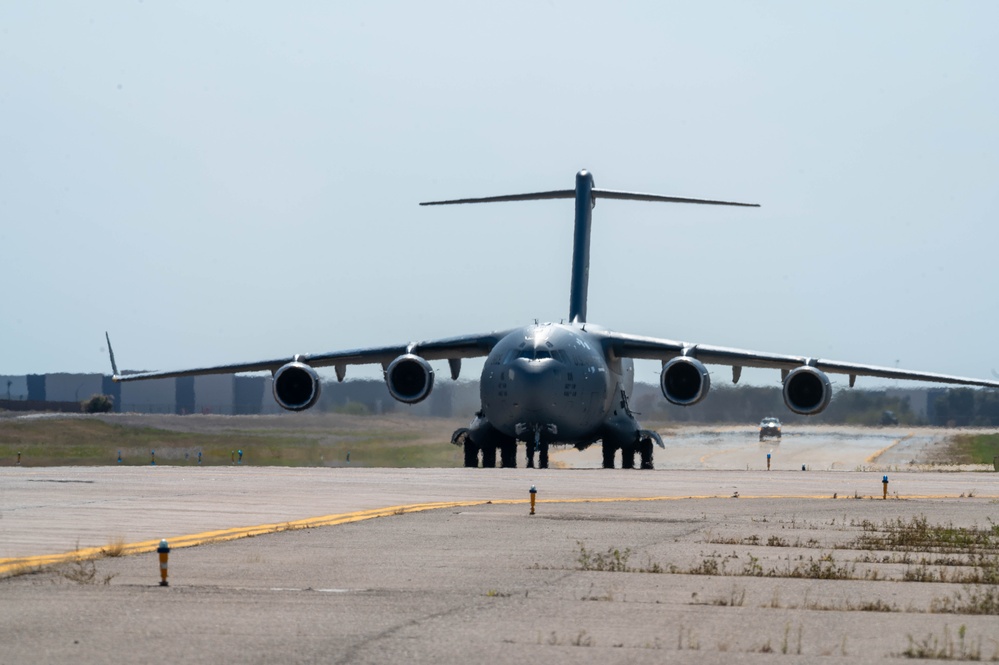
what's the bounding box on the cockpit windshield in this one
[502,345,557,363]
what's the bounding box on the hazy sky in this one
[3,2,998,390]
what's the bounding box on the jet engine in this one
[385,354,435,404]
[783,365,832,415]
[660,356,711,406]
[272,362,322,411]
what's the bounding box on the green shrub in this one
[82,394,114,414]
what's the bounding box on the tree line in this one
[318,379,999,427]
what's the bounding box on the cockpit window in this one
[501,346,560,362]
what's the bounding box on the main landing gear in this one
[601,433,659,470]
[452,429,551,469]
[452,428,517,468]
[453,427,660,470]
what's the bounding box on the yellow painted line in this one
[0,501,480,576]
[4,493,997,577]
[866,432,914,464]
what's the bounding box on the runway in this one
[2,426,998,663]
[1,426,994,563]
[555,425,974,470]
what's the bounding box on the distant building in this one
[44,373,104,403]
[119,376,176,413]
[0,375,28,401]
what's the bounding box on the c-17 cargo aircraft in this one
[109,170,999,469]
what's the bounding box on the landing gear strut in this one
[500,441,517,468]
[639,438,654,470]
[602,442,617,469]
[462,438,478,467]
[526,427,550,469]
[621,443,636,469]
[601,433,659,469]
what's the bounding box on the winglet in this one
[105,332,120,379]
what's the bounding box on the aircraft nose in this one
[508,358,559,414]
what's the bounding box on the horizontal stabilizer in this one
[420,190,574,206]
[421,188,758,208]
[593,189,759,207]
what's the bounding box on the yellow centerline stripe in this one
[2,493,995,576]
[866,432,914,464]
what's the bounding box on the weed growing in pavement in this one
[641,637,665,650]
[850,516,999,554]
[573,517,999,618]
[706,585,745,607]
[782,596,899,613]
[580,583,615,601]
[0,562,43,580]
[677,626,700,650]
[702,533,819,548]
[540,630,594,647]
[577,542,632,572]
[899,624,997,661]
[773,553,857,580]
[781,623,803,655]
[100,535,126,558]
[686,555,725,576]
[575,542,664,574]
[741,553,763,576]
[930,586,999,615]
[56,556,115,586]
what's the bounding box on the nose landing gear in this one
[521,423,556,469]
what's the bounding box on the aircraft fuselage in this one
[479,322,634,447]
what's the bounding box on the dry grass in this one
[575,515,999,617]
[0,413,464,467]
[100,535,127,558]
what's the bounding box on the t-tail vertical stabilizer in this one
[569,170,594,323]
[420,170,759,324]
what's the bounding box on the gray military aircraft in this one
[109,170,999,469]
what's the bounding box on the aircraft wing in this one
[110,330,513,382]
[596,330,999,389]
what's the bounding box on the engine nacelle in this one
[385,354,435,404]
[660,356,711,406]
[783,365,832,415]
[272,362,322,412]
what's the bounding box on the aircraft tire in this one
[639,439,654,470]
[463,440,479,468]
[538,442,549,469]
[481,444,497,468]
[621,444,636,470]
[500,442,517,468]
[602,443,617,469]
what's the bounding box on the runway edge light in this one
[529,485,537,516]
[157,539,170,587]
[883,475,889,500]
